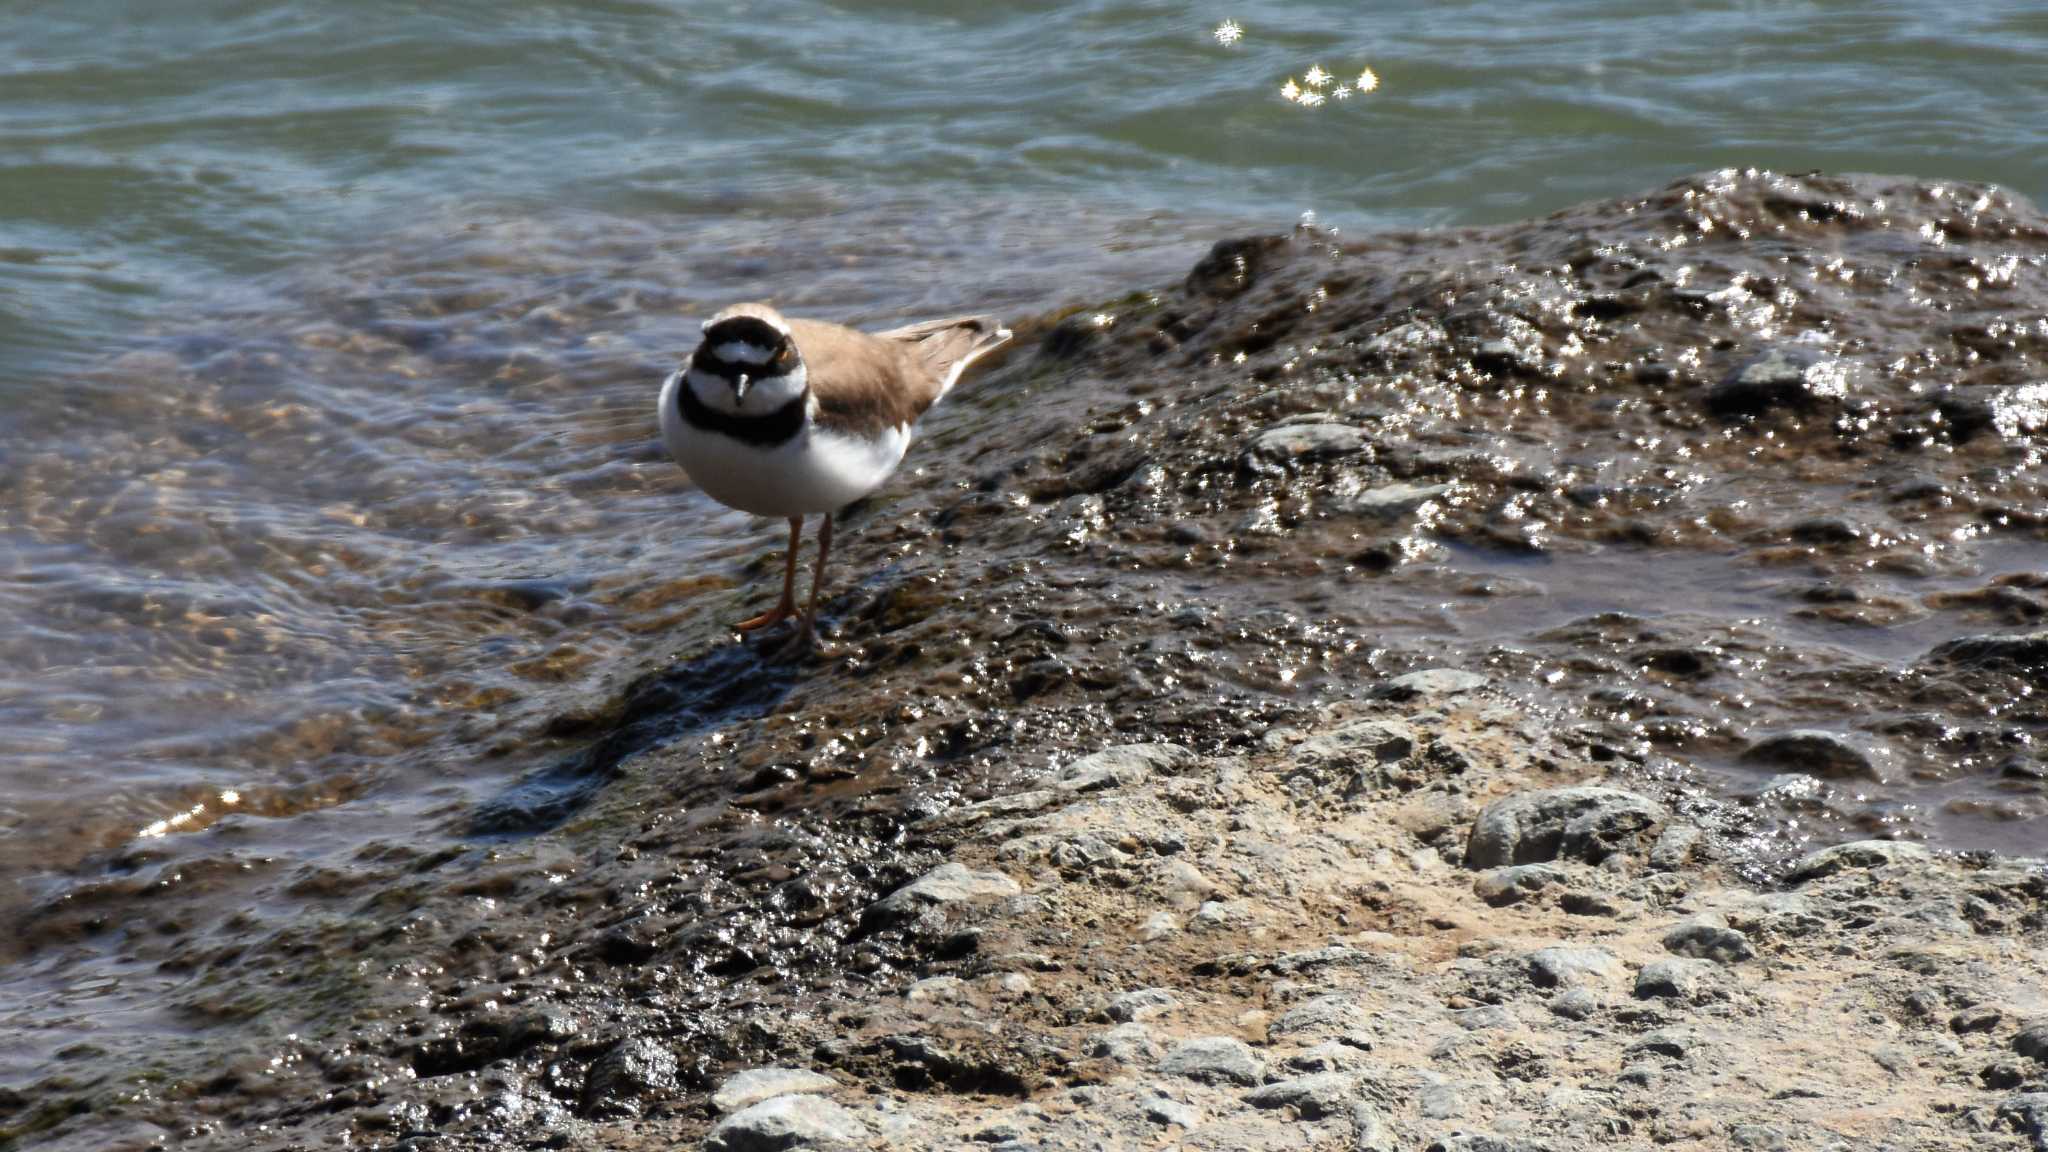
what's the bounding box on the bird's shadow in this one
[466,638,799,838]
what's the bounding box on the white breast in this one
[659,372,912,518]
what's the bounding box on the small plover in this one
[660,302,1011,653]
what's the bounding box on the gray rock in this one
[1159,1036,1266,1085]
[1466,786,1668,869]
[1528,946,1626,990]
[1473,863,1573,907]
[1625,1027,1697,1060]
[1662,920,1756,964]
[1450,1004,1516,1031]
[1245,1071,1359,1119]
[868,863,1021,924]
[2017,1022,2048,1063]
[1285,1041,1375,1072]
[1380,668,1489,700]
[1088,1022,1158,1066]
[1635,958,1720,1001]
[704,1094,869,1152]
[1422,1137,1547,1152]
[1649,822,1703,871]
[1246,422,1368,466]
[1950,1006,2003,1034]
[1269,993,1374,1042]
[1142,1095,1200,1128]
[580,1035,678,1115]
[1335,481,1451,520]
[1295,719,1416,770]
[1785,840,1933,883]
[1997,1093,2048,1151]
[1056,743,1194,793]
[712,1067,839,1114]
[1740,729,1877,780]
[1548,988,1600,1020]
[1351,1100,1394,1152]
[1107,987,1179,1023]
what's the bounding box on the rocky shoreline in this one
[9,169,2048,1150]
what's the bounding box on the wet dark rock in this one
[1926,631,2048,674]
[1158,1037,1264,1085]
[704,1094,869,1152]
[1185,235,1289,299]
[597,914,665,964]
[581,1036,680,1116]
[1785,839,1932,883]
[1466,786,1668,869]
[1706,346,1844,417]
[1739,730,1877,780]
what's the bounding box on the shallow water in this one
[4,0,2048,1119]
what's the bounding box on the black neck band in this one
[678,380,806,447]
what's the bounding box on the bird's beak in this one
[734,373,751,402]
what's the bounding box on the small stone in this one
[1473,863,1573,907]
[1335,482,1451,521]
[1107,988,1179,1023]
[1245,1071,1359,1119]
[1140,911,1180,941]
[1246,422,1368,467]
[1466,786,1667,869]
[1159,1036,1265,1085]
[1088,1023,1157,1066]
[1740,730,1877,780]
[1269,993,1374,1042]
[1056,744,1194,793]
[1379,668,1488,701]
[1141,1095,1200,1128]
[1950,1007,2003,1035]
[712,1068,840,1114]
[1285,1041,1374,1073]
[704,1094,869,1152]
[1635,958,1719,1001]
[906,976,964,1003]
[2017,1022,2048,1063]
[1649,822,1703,871]
[1662,920,1756,964]
[1626,1027,1697,1060]
[1527,946,1626,990]
[867,863,1021,925]
[1707,346,1846,417]
[1785,840,1932,883]
[1548,988,1600,1020]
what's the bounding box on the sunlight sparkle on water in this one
[1213,20,1243,46]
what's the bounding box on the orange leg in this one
[733,516,801,632]
[776,512,831,659]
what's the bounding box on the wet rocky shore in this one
[8,170,2048,1150]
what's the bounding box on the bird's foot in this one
[767,621,819,664]
[732,600,796,634]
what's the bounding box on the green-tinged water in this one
[3,0,2048,1115]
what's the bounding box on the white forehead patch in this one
[712,340,777,365]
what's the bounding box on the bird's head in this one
[683,303,806,416]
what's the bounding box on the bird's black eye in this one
[773,342,797,370]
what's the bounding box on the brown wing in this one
[787,317,941,438]
[873,314,1012,393]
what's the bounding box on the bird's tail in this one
[876,314,1013,396]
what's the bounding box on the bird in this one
[659,302,1011,655]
